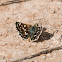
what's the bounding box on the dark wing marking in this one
[16,22,32,39]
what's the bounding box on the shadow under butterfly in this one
[34,28,54,42]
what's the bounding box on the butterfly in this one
[15,22,42,41]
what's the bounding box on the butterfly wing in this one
[30,25,42,41]
[16,22,32,39]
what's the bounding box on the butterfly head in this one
[34,23,39,27]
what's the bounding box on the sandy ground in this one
[0,0,62,62]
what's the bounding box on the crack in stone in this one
[0,0,30,6]
[12,46,62,62]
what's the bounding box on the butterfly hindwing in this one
[30,26,42,41]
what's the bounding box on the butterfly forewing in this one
[16,22,32,39]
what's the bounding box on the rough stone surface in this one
[0,0,62,62]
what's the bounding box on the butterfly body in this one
[16,22,42,41]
